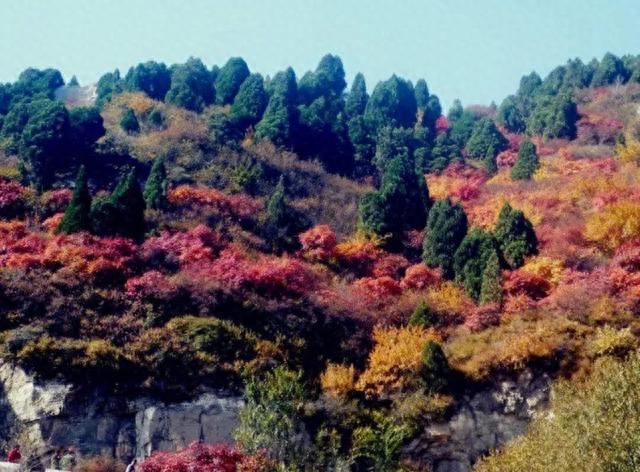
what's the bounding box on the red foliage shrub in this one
[353,276,402,300]
[400,264,441,290]
[299,225,337,262]
[496,150,517,168]
[126,270,177,300]
[435,115,450,132]
[168,185,261,221]
[503,270,550,300]
[371,254,410,279]
[138,442,271,472]
[0,179,28,216]
[465,303,501,332]
[141,225,223,269]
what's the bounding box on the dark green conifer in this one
[143,158,167,210]
[511,139,539,180]
[57,166,91,233]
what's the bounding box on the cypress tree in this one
[345,73,368,119]
[479,250,502,305]
[414,79,429,109]
[143,158,168,210]
[511,139,539,180]
[422,198,468,279]
[453,228,501,300]
[91,169,146,240]
[359,152,430,247]
[466,118,508,160]
[409,299,437,327]
[421,340,450,394]
[120,108,139,133]
[484,145,498,175]
[494,203,538,268]
[57,166,91,233]
[215,57,251,105]
[260,175,309,252]
[230,73,267,128]
[255,68,298,146]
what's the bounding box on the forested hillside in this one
[1,51,640,470]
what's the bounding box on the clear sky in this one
[1,0,639,109]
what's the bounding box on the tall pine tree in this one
[479,250,502,305]
[144,157,168,210]
[511,139,539,180]
[57,166,91,233]
[422,198,468,279]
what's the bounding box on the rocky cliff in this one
[0,362,242,462]
[0,362,550,470]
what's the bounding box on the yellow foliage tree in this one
[320,363,356,399]
[584,201,640,251]
[356,325,438,397]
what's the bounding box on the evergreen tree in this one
[421,340,450,394]
[91,169,146,240]
[120,107,139,133]
[345,73,368,118]
[484,145,498,175]
[255,68,298,147]
[68,75,79,87]
[215,57,251,105]
[479,250,502,305]
[422,198,468,279]
[454,229,501,300]
[165,58,214,112]
[57,166,91,234]
[96,69,123,108]
[260,176,309,252]
[427,131,461,172]
[422,94,442,134]
[511,139,539,180]
[494,203,538,268]
[359,153,430,246]
[465,118,508,160]
[591,52,628,87]
[497,95,526,133]
[364,75,417,133]
[68,106,105,156]
[414,79,429,109]
[409,299,437,327]
[447,99,464,124]
[449,110,479,148]
[19,99,70,190]
[123,61,172,100]
[526,93,578,139]
[143,157,168,210]
[230,73,267,128]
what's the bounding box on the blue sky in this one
[1,0,639,109]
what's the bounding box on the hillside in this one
[0,52,640,471]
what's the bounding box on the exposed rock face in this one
[0,362,549,470]
[0,362,242,462]
[408,369,551,472]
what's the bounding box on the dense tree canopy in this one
[454,228,501,300]
[255,68,298,146]
[230,73,267,128]
[165,58,214,112]
[364,75,417,133]
[345,73,368,119]
[19,99,70,190]
[124,61,172,100]
[215,57,251,105]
